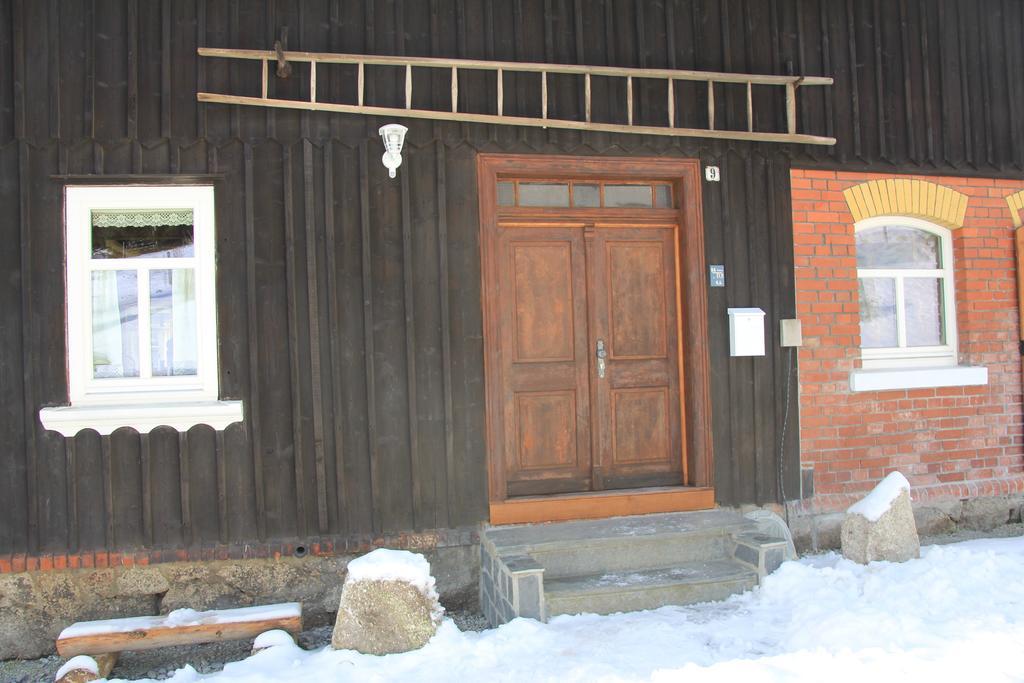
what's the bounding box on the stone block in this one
[515,574,542,620]
[733,542,758,567]
[116,568,170,596]
[331,579,441,655]
[960,497,1011,531]
[913,505,957,536]
[841,487,920,564]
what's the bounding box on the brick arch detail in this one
[842,179,968,230]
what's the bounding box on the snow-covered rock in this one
[841,471,920,564]
[55,655,99,682]
[252,629,296,654]
[331,549,443,655]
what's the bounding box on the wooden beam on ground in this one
[57,603,302,657]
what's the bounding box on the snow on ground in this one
[114,535,1024,683]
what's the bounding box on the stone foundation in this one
[784,493,1024,553]
[0,544,477,661]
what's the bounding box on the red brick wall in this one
[791,169,1024,513]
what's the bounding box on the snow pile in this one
[252,630,297,651]
[110,535,1024,683]
[55,655,98,680]
[164,609,203,627]
[345,548,438,601]
[846,471,911,521]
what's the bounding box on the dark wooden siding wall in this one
[2,0,1022,557]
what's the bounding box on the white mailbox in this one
[727,307,766,357]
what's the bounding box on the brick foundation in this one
[791,169,1024,514]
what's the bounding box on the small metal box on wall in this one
[727,308,766,357]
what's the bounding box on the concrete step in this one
[485,510,756,578]
[544,559,758,618]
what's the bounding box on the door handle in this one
[596,339,607,379]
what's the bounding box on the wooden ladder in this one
[197,47,835,146]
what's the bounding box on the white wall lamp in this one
[379,123,409,179]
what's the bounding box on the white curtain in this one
[170,269,198,375]
[92,271,138,378]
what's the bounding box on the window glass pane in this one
[92,209,194,259]
[604,184,653,208]
[92,270,140,378]
[573,184,600,207]
[856,225,940,269]
[654,185,672,208]
[904,277,944,347]
[859,278,898,348]
[150,269,198,377]
[497,182,515,206]
[517,182,570,207]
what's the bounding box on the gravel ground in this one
[2,525,1019,683]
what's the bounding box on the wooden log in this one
[55,653,118,683]
[57,603,303,657]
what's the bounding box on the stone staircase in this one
[479,509,791,625]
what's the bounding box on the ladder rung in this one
[451,66,458,113]
[357,62,364,106]
[405,64,412,109]
[707,81,715,130]
[310,60,317,103]
[667,78,674,128]
[746,82,752,132]
[627,76,633,126]
[585,73,591,123]
[542,71,548,120]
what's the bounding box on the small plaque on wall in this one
[709,265,725,288]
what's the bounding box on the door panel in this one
[611,387,671,464]
[590,228,683,490]
[515,391,579,470]
[512,243,576,363]
[607,243,669,359]
[493,222,684,498]
[498,227,593,497]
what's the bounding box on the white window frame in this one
[855,216,958,369]
[39,185,242,436]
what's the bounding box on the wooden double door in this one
[494,222,684,497]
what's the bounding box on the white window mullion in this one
[894,276,907,349]
[137,265,153,379]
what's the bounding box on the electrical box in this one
[727,307,766,357]
[780,318,803,347]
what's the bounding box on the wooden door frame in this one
[478,154,714,524]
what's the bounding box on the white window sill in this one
[39,400,244,437]
[849,366,988,392]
